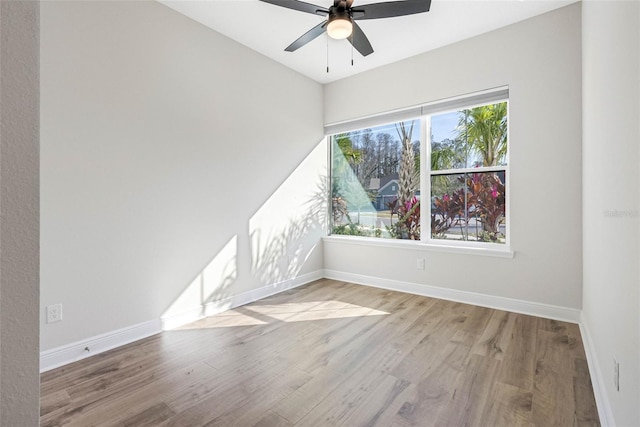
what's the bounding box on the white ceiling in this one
[160,0,577,84]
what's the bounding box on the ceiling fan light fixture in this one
[327,16,353,40]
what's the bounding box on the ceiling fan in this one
[259,0,432,57]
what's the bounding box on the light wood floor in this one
[41,279,599,426]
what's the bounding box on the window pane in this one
[430,173,468,239]
[431,171,506,244]
[431,102,508,170]
[430,112,465,171]
[331,120,421,240]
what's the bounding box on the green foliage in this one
[386,197,421,240]
[332,222,380,237]
[430,140,463,170]
[332,223,366,236]
[335,133,362,165]
[458,103,508,167]
[430,173,505,243]
[467,173,506,241]
[431,189,467,238]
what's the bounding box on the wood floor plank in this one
[39,389,71,418]
[498,314,538,390]
[269,293,432,424]
[471,309,517,360]
[293,367,389,426]
[390,300,471,382]
[40,280,600,427]
[391,331,476,427]
[41,361,216,427]
[532,329,578,426]
[121,402,176,427]
[573,358,600,427]
[191,362,312,426]
[340,374,415,427]
[477,382,533,427]
[435,354,503,426]
[250,411,293,427]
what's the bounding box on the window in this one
[329,90,508,248]
[430,103,508,244]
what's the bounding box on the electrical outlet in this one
[614,359,620,391]
[416,258,425,270]
[46,304,62,324]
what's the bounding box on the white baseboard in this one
[161,270,324,330]
[322,269,581,323]
[41,270,323,372]
[579,314,614,427]
[40,319,163,373]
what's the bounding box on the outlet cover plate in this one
[46,304,62,324]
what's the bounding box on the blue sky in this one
[347,110,461,145]
[431,110,460,143]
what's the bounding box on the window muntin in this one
[330,96,508,248]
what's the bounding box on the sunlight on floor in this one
[244,301,390,322]
[176,300,389,329]
[175,310,266,330]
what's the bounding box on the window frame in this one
[326,88,512,256]
[423,100,510,250]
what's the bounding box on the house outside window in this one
[329,89,509,248]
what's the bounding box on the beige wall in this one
[40,1,325,351]
[582,1,640,425]
[0,0,40,425]
[323,4,584,310]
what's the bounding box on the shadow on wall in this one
[161,141,328,329]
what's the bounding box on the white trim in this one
[322,235,514,258]
[579,313,615,427]
[40,270,324,372]
[322,269,580,323]
[40,319,163,373]
[431,165,507,176]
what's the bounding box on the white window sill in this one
[322,235,515,259]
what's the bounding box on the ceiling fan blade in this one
[285,21,328,52]
[348,21,374,57]
[259,0,329,16]
[352,0,431,20]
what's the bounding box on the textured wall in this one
[0,0,40,425]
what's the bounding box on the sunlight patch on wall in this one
[249,141,328,285]
[162,235,238,328]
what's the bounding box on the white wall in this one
[323,4,583,310]
[0,1,40,424]
[582,1,640,426]
[40,1,325,352]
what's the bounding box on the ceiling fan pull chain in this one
[326,34,330,73]
[351,35,354,66]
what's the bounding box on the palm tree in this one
[456,103,508,241]
[458,103,507,167]
[395,121,417,206]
